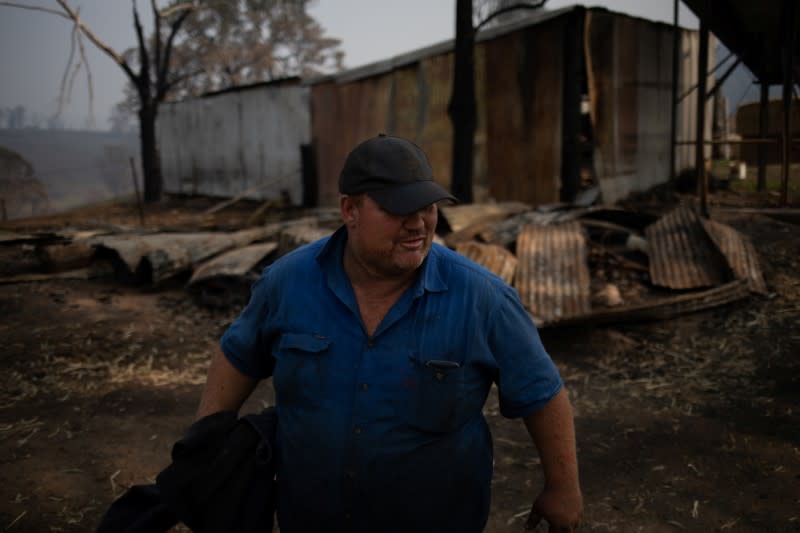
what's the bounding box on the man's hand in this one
[526,483,583,531]
[522,388,584,531]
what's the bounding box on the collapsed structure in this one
[0,198,766,328]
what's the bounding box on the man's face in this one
[341,194,437,278]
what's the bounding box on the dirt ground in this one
[0,193,798,532]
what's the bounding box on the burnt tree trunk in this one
[139,104,163,203]
[448,0,477,204]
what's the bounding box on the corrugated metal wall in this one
[311,14,567,208]
[312,76,393,206]
[157,9,710,208]
[674,30,715,177]
[157,84,310,203]
[585,10,714,203]
[484,17,565,205]
[312,8,708,209]
[312,53,460,207]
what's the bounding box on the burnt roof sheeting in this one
[646,206,731,290]
[188,242,278,286]
[439,202,530,234]
[514,221,591,325]
[455,241,518,286]
[702,219,768,295]
[481,208,595,248]
[277,225,332,257]
[90,227,276,285]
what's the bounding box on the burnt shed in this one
[310,5,715,208]
[157,78,310,205]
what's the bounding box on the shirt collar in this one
[316,226,448,296]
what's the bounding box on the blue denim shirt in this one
[221,227,563,533]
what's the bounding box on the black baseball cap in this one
[338,134,458,215]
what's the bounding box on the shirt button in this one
[354,425,361,434]
[361,383,369,391]
[345,512,351,520]
[367,340,375,348]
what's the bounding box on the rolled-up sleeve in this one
[220,273,274,379]
[489,286,563,419]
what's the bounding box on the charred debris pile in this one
[0,200,767,327]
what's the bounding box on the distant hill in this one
[0,129,140,220]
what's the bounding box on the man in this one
[197,134,583,532]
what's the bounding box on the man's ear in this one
[340,194,358,225]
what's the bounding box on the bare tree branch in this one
[158,2,195,19]
[75,28,95,127]
[157,8,192,100]
[162,67,207,93]
[132,1,150,102]
[0,2,70,19]
[475,0,547,32]
[55,23,78,118]
[66,47,82,106]
[64,7,85,109]
[54,0,137,83]
[152,0,162,90]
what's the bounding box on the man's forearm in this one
[523,387,583,529]
[523,387,580,489]
[196,350,258,420]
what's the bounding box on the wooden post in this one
[129,157,145,226]
[781,0,796,206]
[758,83,769,192]
[448,0,476,204]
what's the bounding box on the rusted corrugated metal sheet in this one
[157,83,309,204]
[585,11,714,203]
[646,206,731,289]
[484,17,565,205]
[311,9,577,209]
[418,52,456,192]
[312,7,708,209]
[702,219,768,294]
[514,221,591,325]
[455,241,517,285]
[312,76,393,207]
[439,202,530,233]
[441,202,531,248]
[480,208,597,247]
[312,56,460,208]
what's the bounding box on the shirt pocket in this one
[405,353,470,434]
[272,332,331,408]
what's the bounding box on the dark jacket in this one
[97,407,277,533]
